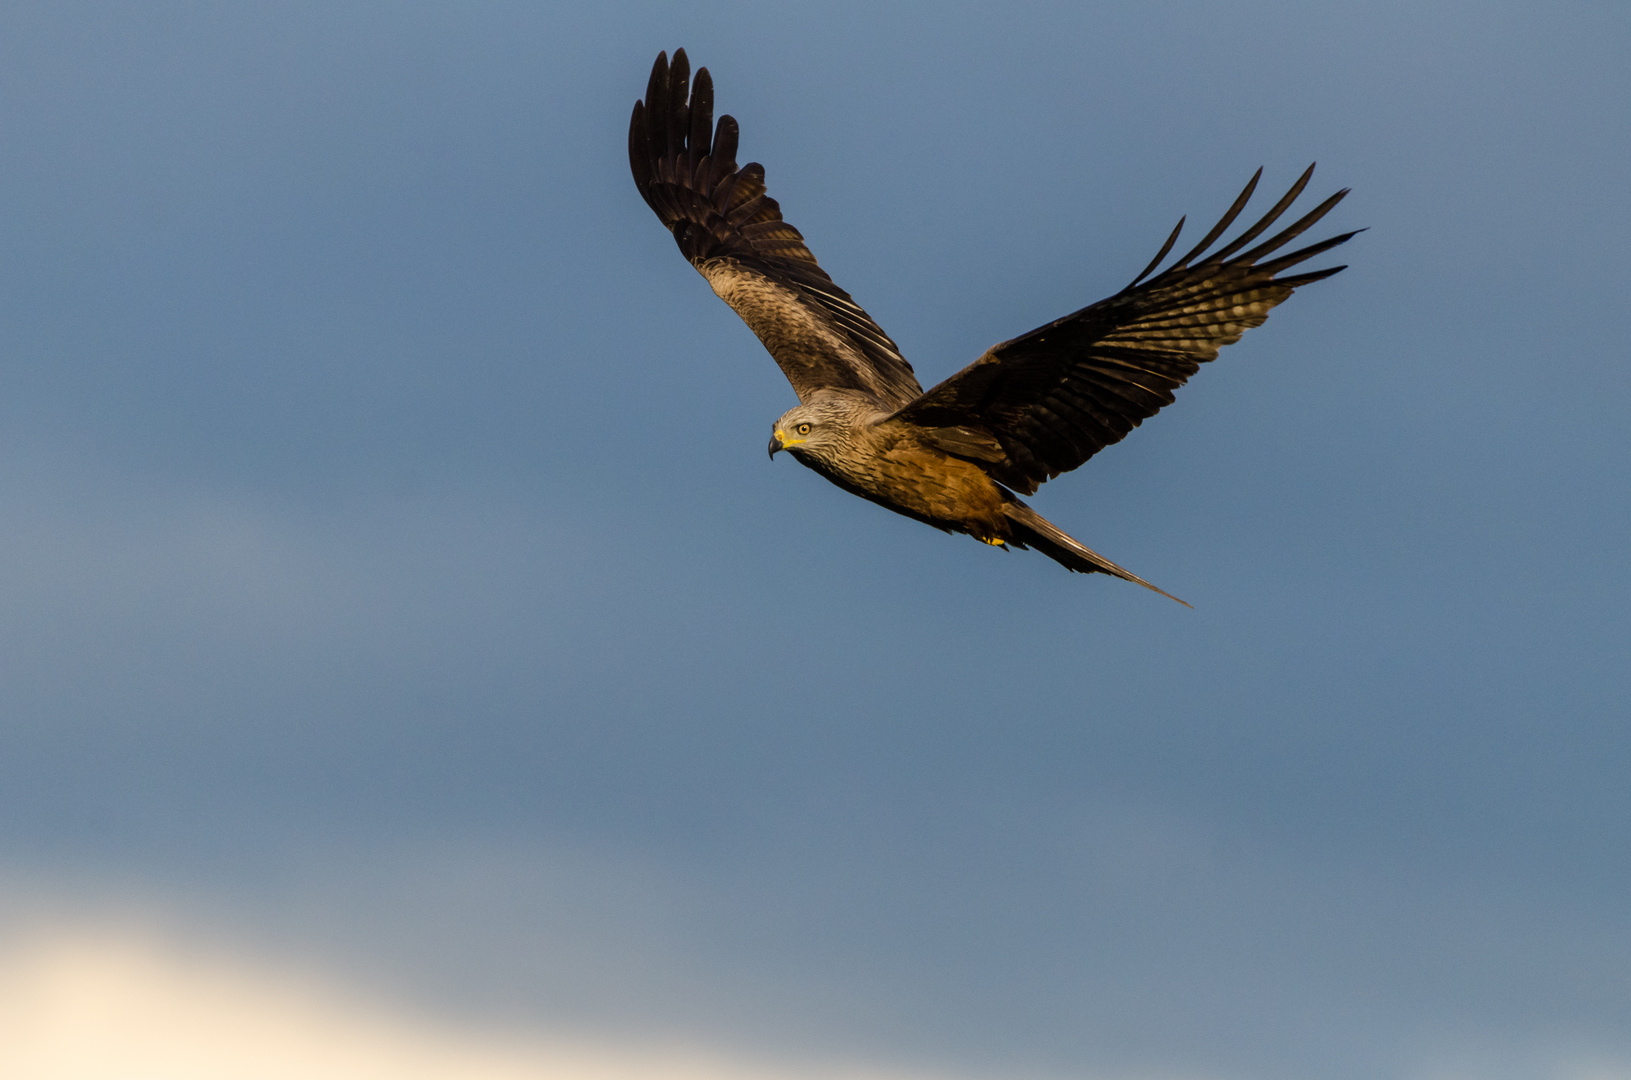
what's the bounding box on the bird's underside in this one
[629,49,1357,605]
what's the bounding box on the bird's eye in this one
[796,423,811,436]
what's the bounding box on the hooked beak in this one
[768,429,783,459]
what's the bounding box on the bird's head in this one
[767,401,849,463]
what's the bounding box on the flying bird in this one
[628,50,1356,604]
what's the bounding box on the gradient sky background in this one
[0,3,1627,1079]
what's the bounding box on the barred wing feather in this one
[893,166,1358,494]
[629,50,922,408]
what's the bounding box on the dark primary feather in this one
[891,166,1358,494]
[630,50,922,408]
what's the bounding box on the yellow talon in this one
[983,536,1006,546]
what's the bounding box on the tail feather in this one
[1003,502,1191,607]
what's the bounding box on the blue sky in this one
[0,3,1627,1079]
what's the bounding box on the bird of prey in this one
[628,50,1356,604]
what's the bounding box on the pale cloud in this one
[4,918,1629,1080]
[0,921,980,1080]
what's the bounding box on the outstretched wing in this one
[629,50,922,408]
[891,167,1359,494]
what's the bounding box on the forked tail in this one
[1003,501,1191,607]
